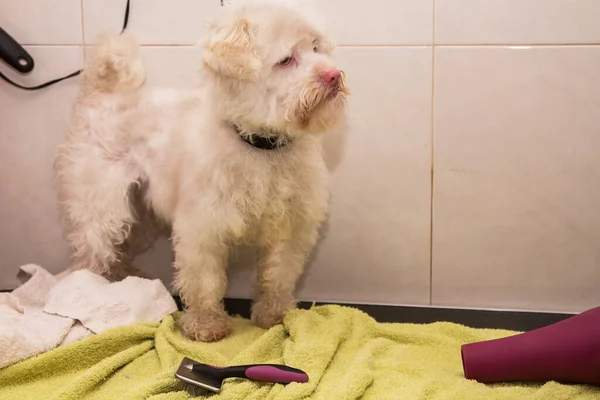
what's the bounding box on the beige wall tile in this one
[433,46,600,312]
[323,0,433,45]
[0,0,82,45]
[83,0,221,45]
[0,46,83,288]
[436,0,600,44]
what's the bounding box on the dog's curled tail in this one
[82,33,146,95]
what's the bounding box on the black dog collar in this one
[234,125,290,151]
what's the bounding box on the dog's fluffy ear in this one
[203,19,262,82]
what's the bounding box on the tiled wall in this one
[1,0,599,313]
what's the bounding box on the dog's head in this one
[201,0,348,136]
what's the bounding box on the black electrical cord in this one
[0,0,130,91]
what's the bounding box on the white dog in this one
[54,0,348,341]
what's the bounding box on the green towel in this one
[0,305,597,399]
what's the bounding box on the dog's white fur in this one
[54,0,348,341]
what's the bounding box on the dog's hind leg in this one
[55,146,138,277]
[114,192,167,281]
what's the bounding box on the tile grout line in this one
[80,0,86,63]
[18,43,600,48]
[435,42,600,47]
[429,0,436,306]
[340,43,600,47]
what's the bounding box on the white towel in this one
[0,264,177,368]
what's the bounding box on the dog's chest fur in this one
[121,89,329,246]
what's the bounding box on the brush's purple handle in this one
[193,363,309,385]
[243,364,309,383]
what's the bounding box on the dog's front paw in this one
[251,296,296,329]
[180,310,231,342]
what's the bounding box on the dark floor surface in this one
[173,297,574,332]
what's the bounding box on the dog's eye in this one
[313,42,319,52]
[278,56,293,67]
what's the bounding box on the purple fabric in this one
[245,366,309,383]
[461,305,600,386]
